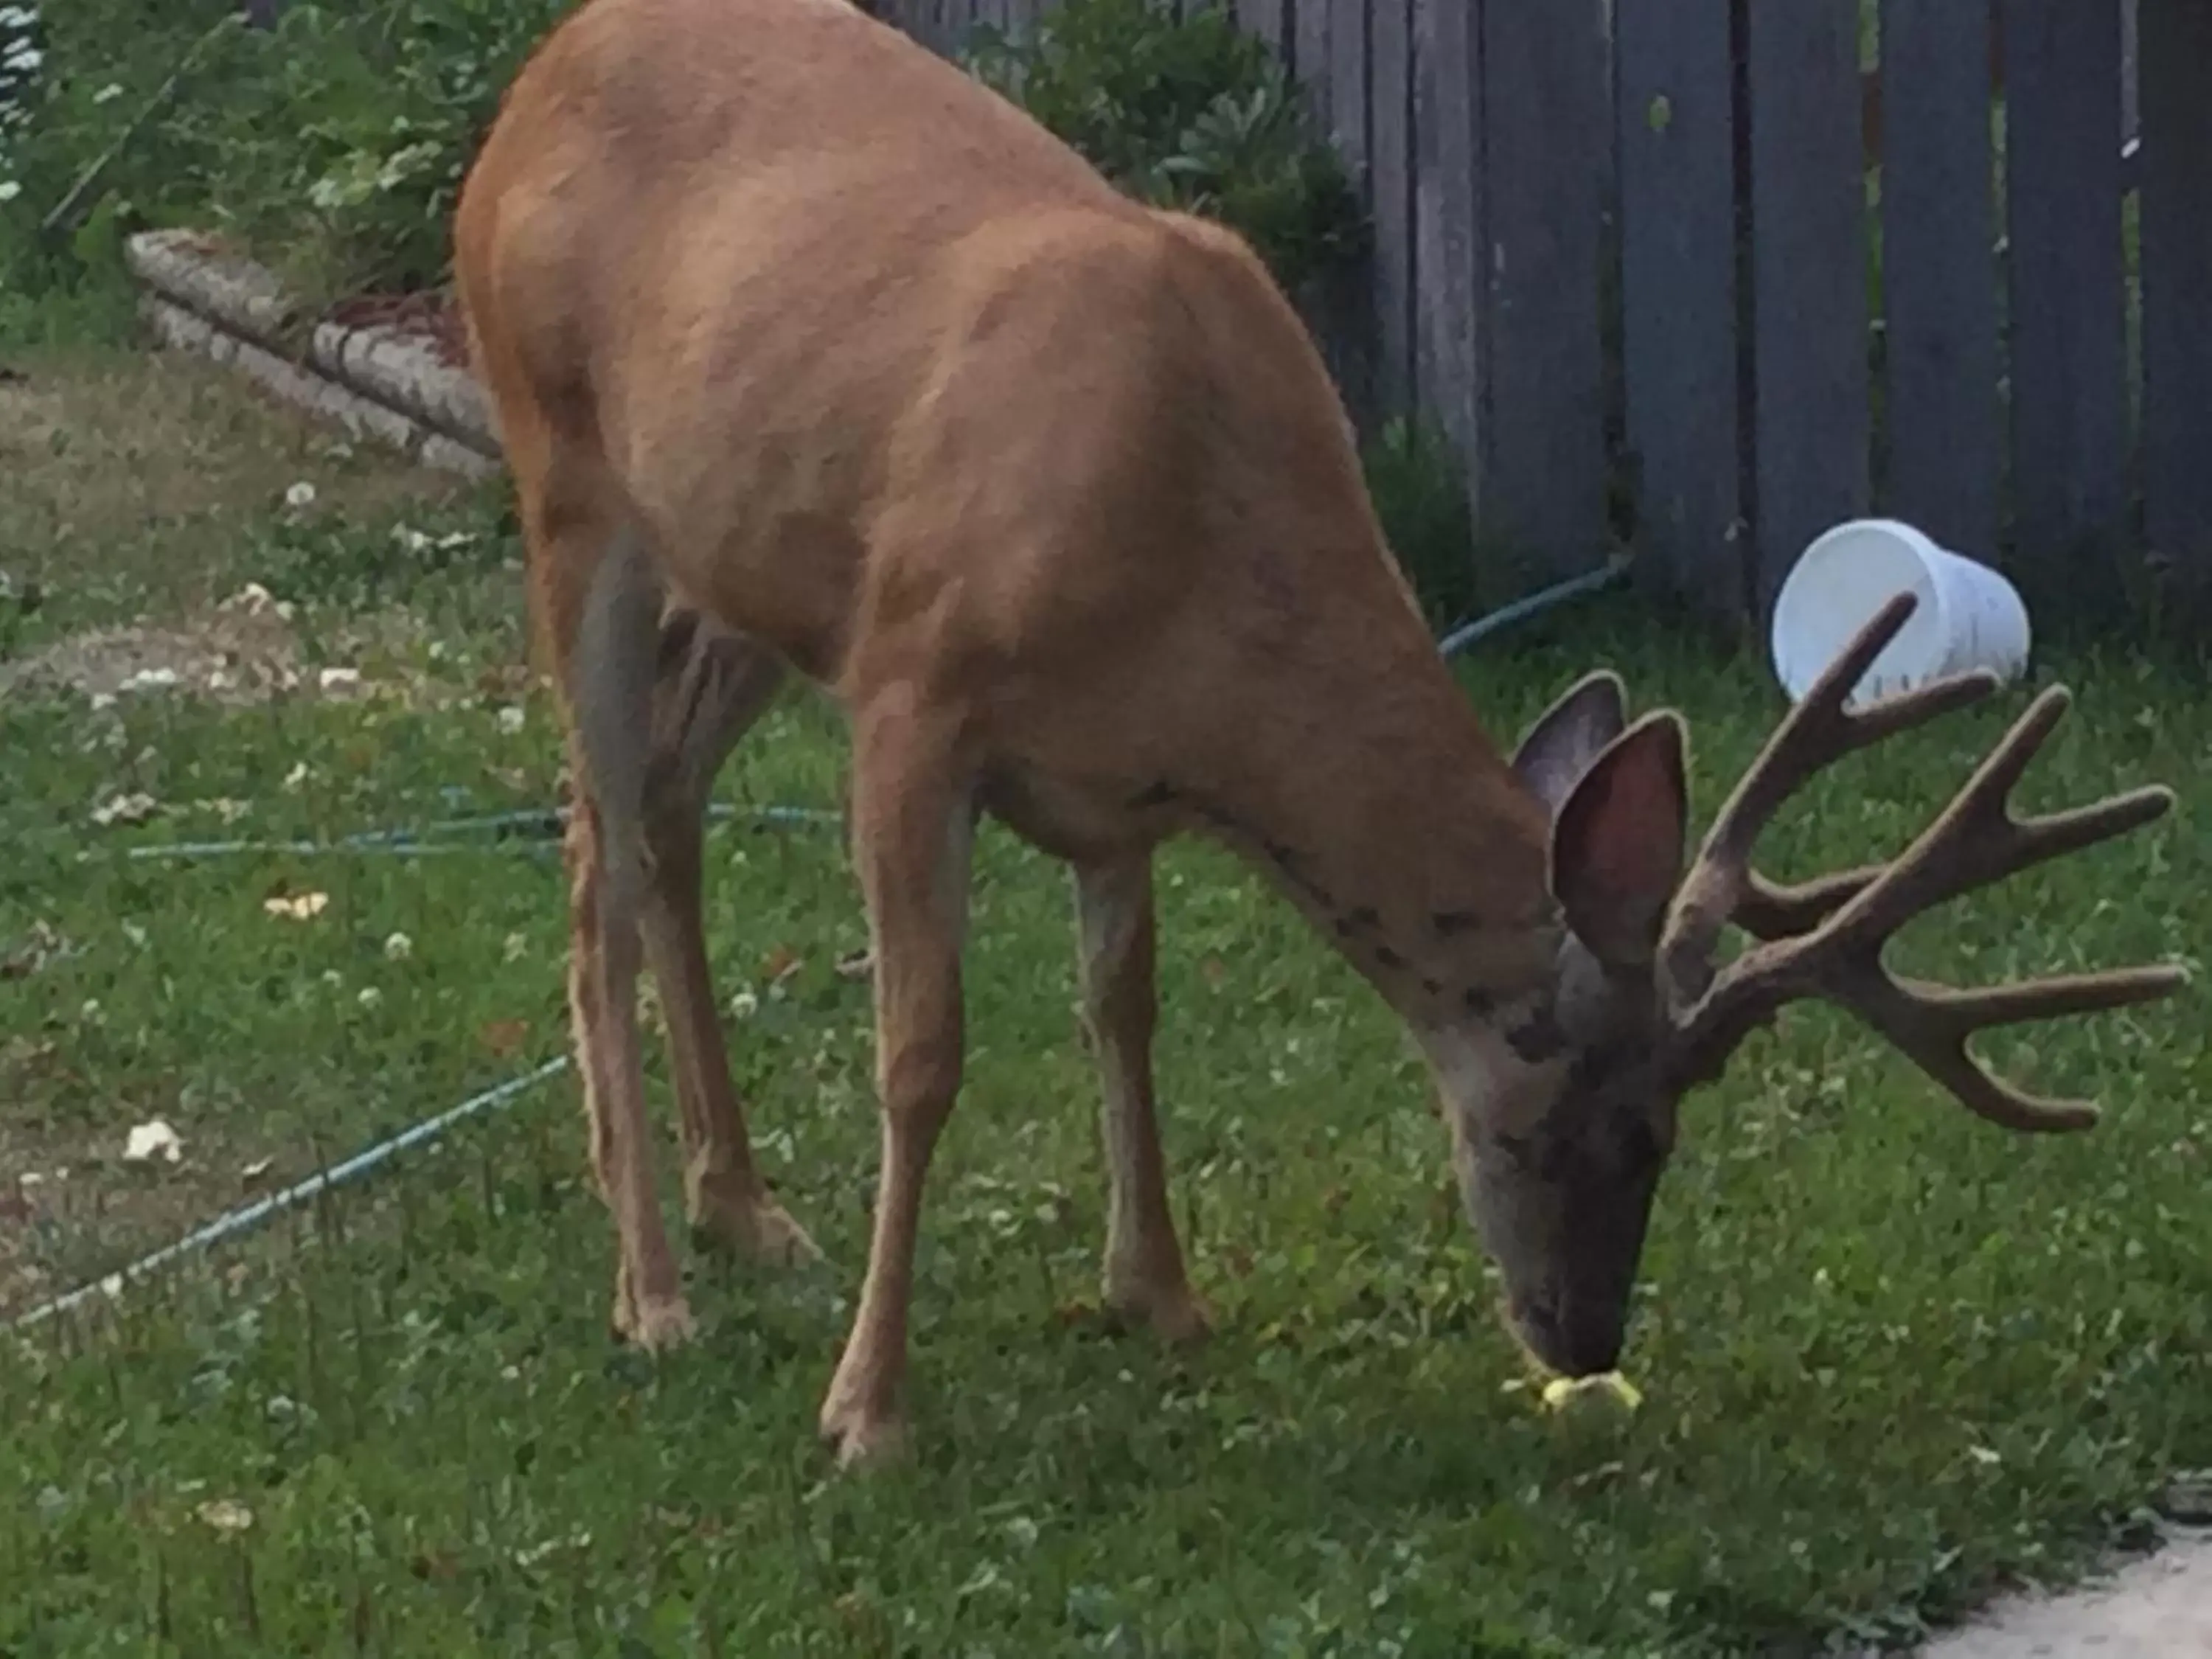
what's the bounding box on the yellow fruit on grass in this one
[1538,1372,1644,1418]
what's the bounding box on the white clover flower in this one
[122,1120,182,1164]
[196,1498,254,1536]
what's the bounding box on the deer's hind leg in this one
[640,608,821,1267]
[543,509,694,1350]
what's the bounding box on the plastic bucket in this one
[1769,518,2031,708]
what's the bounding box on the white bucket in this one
[1769,518,2031,708]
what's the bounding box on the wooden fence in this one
[872,0,2211,628]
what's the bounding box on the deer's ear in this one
[1550,713,1688,970]
[1513,672,1628,815]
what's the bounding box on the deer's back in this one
[456,0,1391,709]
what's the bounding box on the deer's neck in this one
[1180,637,1561,1029]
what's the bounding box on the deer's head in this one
[1430,595,2184,1380]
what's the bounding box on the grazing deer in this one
[453,0,2184,1467]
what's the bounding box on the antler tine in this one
[1826,962,2188,1131]
[1673,679,2188,1130]
[1733,863,1885,939]
[1661,592,2000,996]
[1812,686,2176,950]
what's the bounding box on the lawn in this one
[2,336,2209,1658]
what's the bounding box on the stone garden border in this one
[123,227,501,480]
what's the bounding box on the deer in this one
[451,0,2185,1469]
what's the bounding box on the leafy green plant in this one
[10,0,1359,318]
[0,1,40,153]
[0,0,574,307]
[271,0,575,298]
[963,0,1364,292]
[1363,414,1484,631]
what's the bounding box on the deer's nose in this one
[1517,1296,1624,1379]
[1552,1320,1624,1378]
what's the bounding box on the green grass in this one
[4,341,2211,1658]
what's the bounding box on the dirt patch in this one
[0,586,308,705]
[0,1080,304,1324]
[0,344,464,619]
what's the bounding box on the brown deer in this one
[452,0,2183,1468]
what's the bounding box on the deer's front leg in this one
[1076,856,1211,1345]
[818,693,974,1470]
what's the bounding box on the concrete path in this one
[1917,1531,2212,1657]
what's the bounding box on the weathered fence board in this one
[1746,0,1868,614]
[1237,0,1287,56]
[1879,0,2000,559]
[1478,0,1607,575]
[1295,0,1330,112]
[1327,0,1368,174]
[2000,0,2126,585]
[929,0,957,55]
[1613,0,1742,614]
[1325,0,1374,423]
[1412,0,1478,456]
[2123,0,2140,152]
[2138,0,2212,589]
[1368,0,1416,412]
